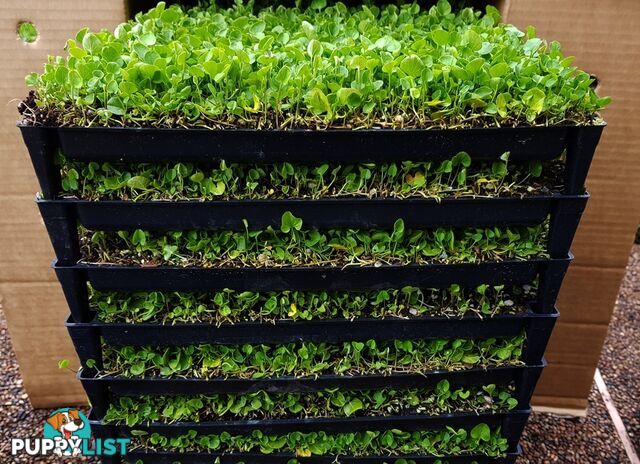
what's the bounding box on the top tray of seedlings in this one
[19,1,607,187]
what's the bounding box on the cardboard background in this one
[1,0,638,411]
[502,0,640,412]
[0,0,126,407]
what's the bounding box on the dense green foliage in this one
[134,458,459,464]
[82,214,547,267]
[92,283,533,324]
[134,425,509,456]
[131,458,468,464]
[105,382,517,425]
[24,1,608,128]
[102,335,524,378]
[59,152,560,201]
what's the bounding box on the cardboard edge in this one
[497,0,512,18]
[532,405,588,418]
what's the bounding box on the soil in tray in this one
[104,382,518,426]
[80,219,548,268]
[57,153,564,202]
[130,426,509,459]
[91,284,534,324]
[100,335,525,379]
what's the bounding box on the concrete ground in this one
[1,247,639,463]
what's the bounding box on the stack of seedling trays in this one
[18,1,607,463]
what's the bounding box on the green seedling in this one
[105,382,518,425]
[82,214,548,268]
[18,22,38,44]
[133,425,509,457]
[91,283,536,324]
[24,1,609,128]
[102,335,525,379]
[57,153,557,202]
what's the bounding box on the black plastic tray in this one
[66,309,557,365]
[37,194,588,265]
[80,363,544,395]
[20,124,602,464]
[69,309,557,347]
[54,257,570,322]
[79,363,544,419]
[70,310,553,419]
[90,410,528,463]
[20,124,604,198]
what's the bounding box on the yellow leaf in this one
[243,95,261,113]
[288,303,298,317]
[296,449,312,457]
[203,357,221,368]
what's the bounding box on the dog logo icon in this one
[43,408,91,456]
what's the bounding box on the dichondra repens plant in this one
[21,1,581,462]
[105,382,518,425]
[102,335,525,378]
[133,425,509,457]
[82,213,548,267]
[59,152,562,201]
[91,283,535,324]
[22,0,609,128]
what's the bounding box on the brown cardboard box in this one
[1,0,638,413]
[0,1,126,407]
[502,0,640,413]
